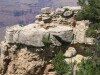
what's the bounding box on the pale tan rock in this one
[44,64,54,74]
[55,8,65,15]
[85,37,95,44]
[65,54,87,64]
[73,20,90,44]
[64,47,77,58]
[41,7,52,14]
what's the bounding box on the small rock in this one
[63,10,73,17]
[55,8,65,15]
[85,37,95,44]
[73,54,87,64]
[64,58,75,64]
[35,14,42,21]
[42,14,52,23]
[65,54,88,64]
[41,7,52,14]
[64,47,77,58]
[44,64,54,74]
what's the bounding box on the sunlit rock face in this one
[5,24,73,47]
[0,6,92,75]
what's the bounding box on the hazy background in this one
[0,0,78,42]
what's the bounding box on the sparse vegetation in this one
[76,0,100,23]
[86,23,100,38]
[77,58,100,75]
[42,34,52,46]
[52,50,70,75]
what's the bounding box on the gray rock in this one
[55,8,65,15]
[42,14,51,23]
[41,7,52,14]
[5,25,73,47]
[63,10,73,17]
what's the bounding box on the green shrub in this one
[76,59,98,75]
[52,50,70,75]
[90,23,100,30]
[77,58,100,75]
[78,43,100,56]
[78,44,93,56]
[76,0,100,23]
[42,34,52,46]
[86,23,100,38]
[86,28,98,38]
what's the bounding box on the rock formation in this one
[0,6,93,75]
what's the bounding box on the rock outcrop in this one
[0,6,92,75]
[5,25,73,47]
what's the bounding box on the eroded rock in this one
[64,47,77,58]
[5,25,73,47]
[41,7,52,14]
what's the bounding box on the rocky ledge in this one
[0,6,94,75]
[5,24,73,47]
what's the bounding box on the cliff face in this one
[0,6,92,75]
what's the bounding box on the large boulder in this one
[5,24,73,47]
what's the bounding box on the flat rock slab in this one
[5,24,73,47]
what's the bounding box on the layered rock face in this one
[5,25,73,47]
[0,6,91,75]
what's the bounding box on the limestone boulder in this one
[64,47,77,58]
[73,20,90,44]
[55,8,65,15]
[42,14,52,23]
[63,10,73,17]
[65,54,88,64]
[5,25,73,47]
[85,37,95,44]
[41,7,52,14]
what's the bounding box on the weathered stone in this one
[55,8,65,15]
[64,54,88,64]
[35,14,42,21]
[85,37,95,44]
[63,6,81,11]
[63,10,73,17]
[42,14,52,23]
[44,64,54,74]
[41,7,52,14]
[73,20,90,44]
[5,25,73,47]
[64,47,77,58]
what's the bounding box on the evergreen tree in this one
[52,50,70,75]
[77,0,100,23]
